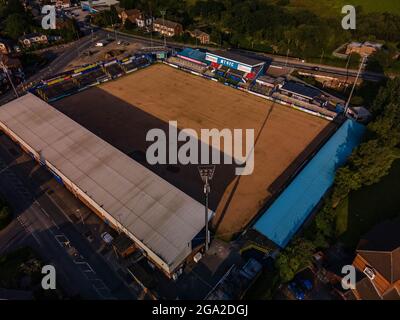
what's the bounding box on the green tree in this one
[4,13,30,39]
[275,238,315,283]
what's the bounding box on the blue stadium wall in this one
[253,119,366,248]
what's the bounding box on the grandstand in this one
[120,56,151,73]
[31,55,152,102]
[176,48,208,65]
[103,60,124,79]
[166,56,207,74]
[250,82,273,96]
[206,50,265,83]
[75,67,109,88]
[37,77,80,102]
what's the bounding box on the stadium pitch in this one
[52,63,335,240]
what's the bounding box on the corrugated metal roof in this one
[0,93,209,271]
[209,50,264,67]
[177,48,207,63]
[254,119,365,247]
[281,81,322,100]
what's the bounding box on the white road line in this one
[41,207,50,217]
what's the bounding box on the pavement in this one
[0,133,140,299]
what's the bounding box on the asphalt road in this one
[0,134,138,299]
[232,49,385,82]
[0,29,106,106]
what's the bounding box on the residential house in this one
[345,41,383,57]
[188,29,210,45]
[153,18,183,37]
[56,0,71,8]
[347,217,400,300]
[136,13,154,30]
[19,33,48,48]
[0,39,13,55]
[118,9,141,25]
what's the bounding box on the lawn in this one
[284,0,400,16]
[335,159,400,248]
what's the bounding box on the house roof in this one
[357,217,400,283]
[153,18,181,29]
[355,275,382,300]
[382,287,400,300]
[190,29,209,37]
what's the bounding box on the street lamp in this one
[160,9,167,48]
[198,165,215,253]
[344,55,367,115]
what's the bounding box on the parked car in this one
[288,282,305,300]
[101,232,114,244]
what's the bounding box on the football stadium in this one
[0,49,364,278]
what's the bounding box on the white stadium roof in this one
[0,93,209,273]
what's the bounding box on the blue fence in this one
[253,119,366,248]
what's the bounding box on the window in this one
[364,266,376,280]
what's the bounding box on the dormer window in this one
[364,266,376,280]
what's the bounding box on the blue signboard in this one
[217,57,239,70]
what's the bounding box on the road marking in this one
[41,207,50,217]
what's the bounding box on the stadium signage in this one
[146,121,254,176]
[218,58,238,69]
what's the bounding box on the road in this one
[0,133,138,299]
[98,28,385,82]
[231,49,385,82]
[0,28,106,106]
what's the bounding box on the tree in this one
[275,238,315,283]
[4,13,30,40]
[332,167,361,205]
